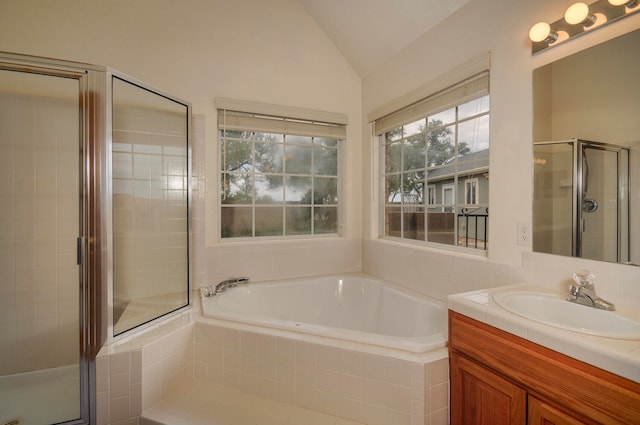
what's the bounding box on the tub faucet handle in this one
[202,284,216,297]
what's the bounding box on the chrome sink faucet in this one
[567,270,615,311]
[202,277,250,297]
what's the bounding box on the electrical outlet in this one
[517,223,532,246]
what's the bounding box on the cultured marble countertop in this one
[447,284,640,384]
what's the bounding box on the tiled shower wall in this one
[0,90,80,374]
[112,101,189,304]
[111,81,190,336]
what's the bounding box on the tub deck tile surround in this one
[194,320,450,425]
[140,379,364,425]
[97,295,450,424]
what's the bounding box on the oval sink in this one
[493,290,640,340]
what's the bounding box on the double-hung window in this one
[373,71,490,250]
[218,100,346,239]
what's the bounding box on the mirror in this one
[532,28,640,265]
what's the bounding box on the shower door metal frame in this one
[0,51,109,425]
[574,139,630,263]
[534,138,630,263]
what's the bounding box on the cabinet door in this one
[528,396,590,425]
[450,353,526,425]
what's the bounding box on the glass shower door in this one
[533,142,574,257]
[0,69,83,424]
[534,140,630,263]
[111,76,190,336]
[580,146,622,263]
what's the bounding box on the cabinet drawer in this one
[528,396,585,425]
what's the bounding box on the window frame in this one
[217,105,345,241]
[375,73,490,252]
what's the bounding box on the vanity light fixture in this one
[529,0,640,54]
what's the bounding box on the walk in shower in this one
[0,53,191,424]
[533,139,630,263]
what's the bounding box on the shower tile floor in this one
[0,365,79,425]
[140,380,364,425]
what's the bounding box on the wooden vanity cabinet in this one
[449,311,640,425]
[451,352,527,424]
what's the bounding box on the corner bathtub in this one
[200,274,447,353]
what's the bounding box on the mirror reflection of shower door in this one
[0,69,83,424]
[580,146,621,263]
[534,139,629,264]
[533,142,574,256]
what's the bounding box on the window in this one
[375,71,489,250]
[218,102,345,239]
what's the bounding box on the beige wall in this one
[2,0,640,312]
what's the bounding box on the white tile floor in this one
[140,380,364,425]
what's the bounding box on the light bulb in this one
[565,2,597,26]
[529,22,558,43]
[608,0,639,7]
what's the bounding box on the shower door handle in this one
[77,236,83,265]
[582,198,599,213]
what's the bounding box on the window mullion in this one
[423,124,428,242]
[453,106,459,247]
[400,130,405,239]
[251,138,256,238]
[311,137,315,235]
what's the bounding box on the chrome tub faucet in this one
[567,269,615,311]
[202,277,250,297]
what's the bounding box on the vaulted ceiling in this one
[298,0,472,77]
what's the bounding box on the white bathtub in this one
[200,274,447,353]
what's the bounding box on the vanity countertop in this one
[447,284,640,384]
